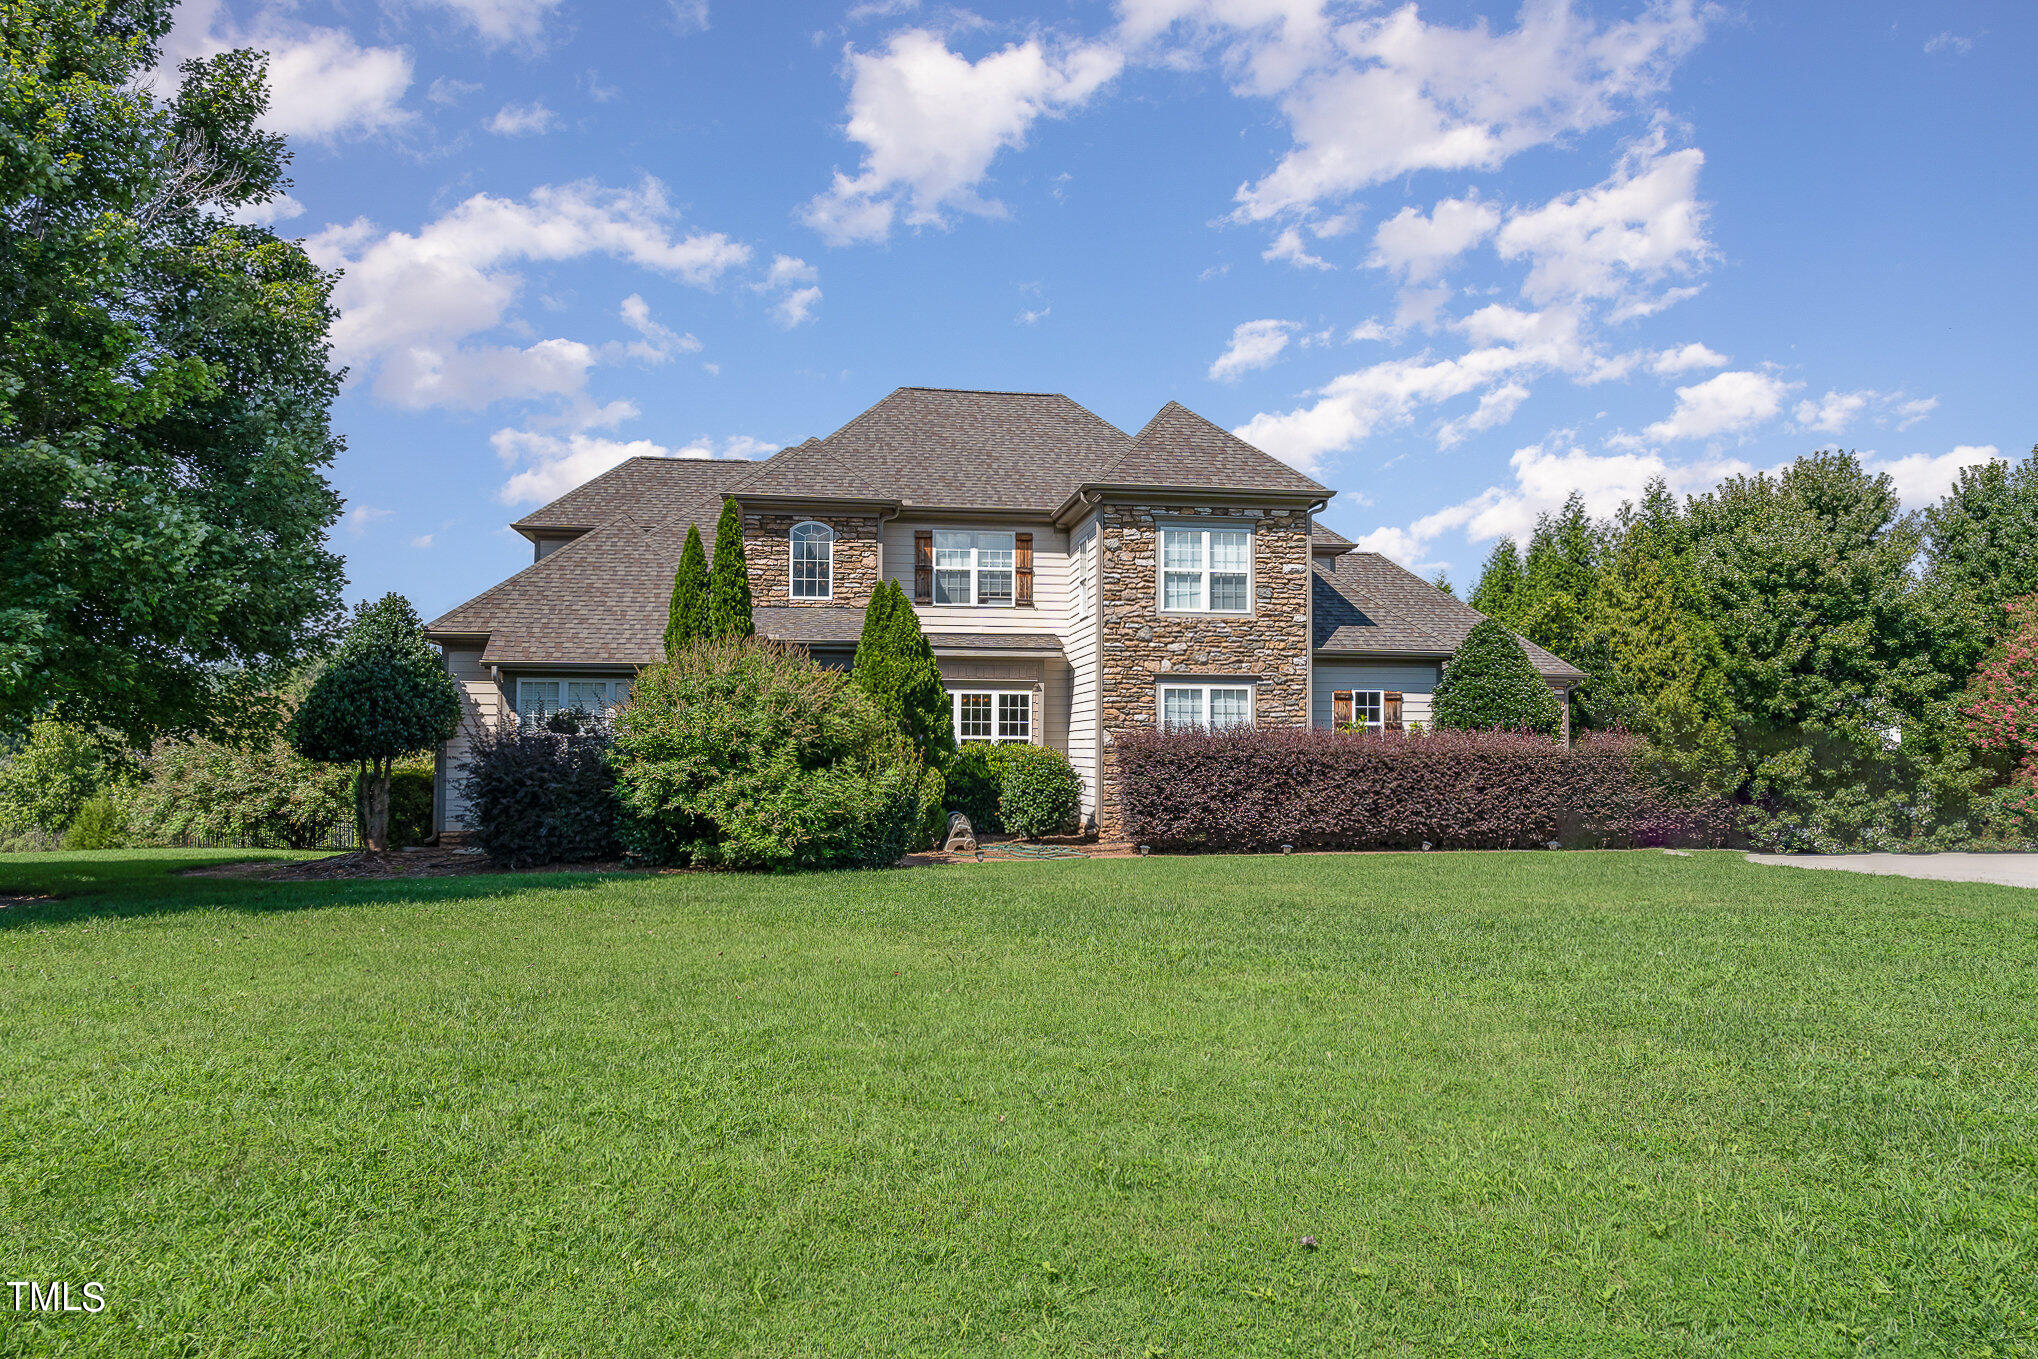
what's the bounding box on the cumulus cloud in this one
[803,29,1122,244]
[1209,318,1294,380]
[1262,225,1332,270]
[1495,133,1711,308]
[1865,445,2001,505]
[230,193,306,228]
[1650,342,1728,375]
[1121,0,1707,223]
[1795,388,1940,436]
[1924,32,1973,55]
[494,431,773,505]
[617,294,702,363]
[425,0,568,46]
[162,0,413,141]
[1368,195,1499,282]
[307,179,751,409]
[341,505,395,538]
[485,101,557,136]
[756,255,823,327]
[1615,369,1796,446]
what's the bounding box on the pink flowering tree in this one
[1961,595,2038,809]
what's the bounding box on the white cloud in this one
[668,0,711,33]
[1924,32,1973,55]
[1017,306,1051,325]
[1347,319,1392,342]
[1368,195,1499,282]
[756,254,823,327]
[307,179,751,409]
[1262,225,1332,269]
[1617,369,1795,446]
[425,0,568,46]
[485,101,557,136]
[494,431,771,505]
[1865,445,2001,505]
[1650,342,1728,375]
[618,294,702,363]
[1434,380,1529,448]
[162,0,413,141]
[1495,134,1711,308]
[1794,388,1941,436]
[342,506,395,538]
[230,193,305,228]
[803,29,1122,244]
[1135,0,1710,223]
[411,534,437,549]
[428,76,482,106]
[1209,318,1294,380]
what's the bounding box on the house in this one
[424,387,1583,837]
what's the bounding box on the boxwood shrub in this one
[1115,728,1726,852]
[998,745,1084,839]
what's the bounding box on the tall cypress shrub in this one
[664,523,710,657]
[1432,619,1565,736]
[706,498,754,640]
[854,580,953,763]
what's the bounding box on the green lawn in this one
[1,850,2033,1357]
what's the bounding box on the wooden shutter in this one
[914,530,933,604]
[1014,532,1034,607]
[1385,691,1404,733]
[1332,691,1353,730]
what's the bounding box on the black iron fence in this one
[167,821,359,851]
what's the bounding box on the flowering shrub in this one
[1961,594,2038,816]
[1114,728,1727,852]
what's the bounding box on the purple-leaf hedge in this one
[1114,728,1728,852]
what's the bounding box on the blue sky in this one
[166,0,2037,617]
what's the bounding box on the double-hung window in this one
[1340,690,1385,730]
[516,677,632,727]
[933,530,1016,606]
[1071,534,1095,619]
[1159,525,1251,613]
[790,521,834,599]
[952,689,1032,744]
[1159,683,1254,731]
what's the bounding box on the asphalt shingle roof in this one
[1313,552,1585,681]
[509,456,760,534]
[1107,402,1330,498]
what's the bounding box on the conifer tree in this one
[1431,619,1565,736]
[1469,539,1525,624]
[664,523,710,657]
[853,581,952,761]
[1586,547,1736,788]
[705,498,754,640]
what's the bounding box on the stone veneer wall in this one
[1094,503,1313,836]
[740,511,883,608]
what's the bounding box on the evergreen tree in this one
[1430,570,1455,597]
[1516,492,1600,661]
[1431,619,1566,736]
[853,581,953,762]
[1469,539,1525,623]
[664,523,710,656]
[1585,547,1736,789]
[289,595,461,853]
[705,498,755,640]
[1921,447,2038,679]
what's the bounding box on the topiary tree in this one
[706,498,755,640]
[1432,618,1566,736]
[664,523,711,657]
[289,595,461,853]
[854,580,953,764]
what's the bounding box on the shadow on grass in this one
[0,851,645,931]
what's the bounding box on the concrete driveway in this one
[1745,852,2038,888]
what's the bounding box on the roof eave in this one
[735,491,902,513]
[1053,482,1331,525]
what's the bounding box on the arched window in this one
[790,520,834,599]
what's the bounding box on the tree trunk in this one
[365,757,391,854]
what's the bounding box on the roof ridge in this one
[893,385,1074,398]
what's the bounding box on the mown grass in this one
[0,848,2033,1357]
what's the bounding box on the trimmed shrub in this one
[61,792,131,849]
[131,705,354,850]
[999,745,1083,839]
[914,766,948,851]
[457,715,621,870]
[1116,728,1727,852]
[612,637,929,870]
[1432,618,1566,735]
[945,744,1012,834]
[355,762,433,849]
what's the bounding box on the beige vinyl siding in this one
[1062,516,1101,826]
[883,520,1072,633]
[437,646,503,832]
[1311,660,1440,729]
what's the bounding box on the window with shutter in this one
[914,530,933,603]
[1385,691,1404,732]
[1014,532,1034,607]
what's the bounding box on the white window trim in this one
[1339,689,1387,731]
[1072,532,1095,620]
[1157,681,1256,731]
[950,688,1033,744]
[789,520,834,601]
[931,528,1018,609]
[514,676,632,726]
[1156,523,1253,615]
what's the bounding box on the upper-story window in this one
[1159,525,1251,613]
[933,530,1015,606]
[790,521,834,599]
[1072,533,1095,619]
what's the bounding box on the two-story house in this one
[424,387,1582,837]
